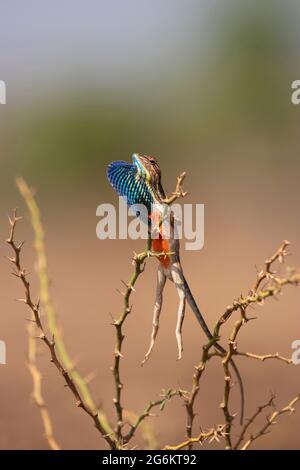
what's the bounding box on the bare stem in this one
[164,424,226,450]
[27,320,61,450]
[236,351,292,365]
[7,209,117,450]
[112,236,153,445]
[234,394,275,450]
[184,335,219,449]
[123,389,179,444]
[241,394,300,450]
[220,311,245,449]
[16,177,113,436]
[184,241,300,448]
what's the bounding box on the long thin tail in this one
[183,275,244,425]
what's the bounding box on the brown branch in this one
[236,351,292,365]
[123,389,179,444]
[215,272,300,330]
[164,424,226,450]
[216,242,298,329]
[184,336,220,449]
[123,409,158,450]
[111,170,193,447]
[251,240,290,293]
[27,320,61,450]
[220,311,245,449]
[241,394,300,450]
[7,209,117,450]
[112,235,156,446]
[184,241,300,448]
[112,237,182,445]
[16,177,113,437]
[234,394,275,450]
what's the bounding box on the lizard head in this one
[132,153,161,185]
[132,153,165,201]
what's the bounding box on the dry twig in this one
[241,394,300,450]
[111,170,188,447]
[124,389,179,444]
[164,424,226,450]
[27,320,61,450]
[16,177,112,436]
[234,394,275,450]
[8,171,300,451]
[7,209,117,449]
[184,241,300,449]
[236,351,292,365]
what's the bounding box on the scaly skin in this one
[107,153,244,424]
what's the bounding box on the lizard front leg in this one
[141,264,166,365]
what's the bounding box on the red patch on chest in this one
[152,237,170,268]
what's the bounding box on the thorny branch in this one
[241,394,300,450]
[27,320,61,450]
[123,389,180,444]
[8,169,300,451]
[16,177,113,437]
[251,240,290,294]
[10,172,187,450]
[112,236,151,444]
[7,209,117,450]
[164,424,226,450]
[220,312,245,449]
[111,241,179,447]
[111,170,189,447]
[183,240,300,450]
[236,351,292,365]
[233,394,275,450]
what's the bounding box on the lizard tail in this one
[183,274,245,425]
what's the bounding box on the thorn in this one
[121,280,136,292]
[114,349,124,358]
[35,334,45,340]
[247,316,257,321]
[108,312,116,323]
[116,288,125,297]
[17,241,25,250]
[84,371,97,384]
[65,358,79,373]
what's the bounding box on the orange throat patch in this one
[152,237,170,268]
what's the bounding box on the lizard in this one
[107,153,244,423]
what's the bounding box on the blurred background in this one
[0,0,299,450]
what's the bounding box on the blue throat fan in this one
[107,160,154,216]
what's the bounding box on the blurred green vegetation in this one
[1,1,299,200]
